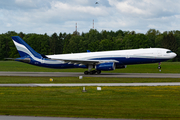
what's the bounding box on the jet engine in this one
[95,62,115,71]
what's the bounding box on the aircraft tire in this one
[96,70,101,74]
[89,71,94,75]
[93,70,97,74]
[84,71,89,75]
[158,66,161,69]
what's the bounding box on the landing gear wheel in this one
[84,71,89,75]
[89,71,94,75]
[92,70,97,74]
[158,66,161,69]
[96,70,101,74]
[84,70,101,75]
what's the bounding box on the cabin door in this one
[126,52,130,58]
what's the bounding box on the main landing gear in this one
[84,64,101,75]
[84,70,101,75]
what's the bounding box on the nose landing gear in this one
[158,62,161,72]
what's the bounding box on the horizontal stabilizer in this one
[4,58,16,60]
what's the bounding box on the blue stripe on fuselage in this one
[16,56,169,69]
[15,57,88,69]
[90,57,169,65]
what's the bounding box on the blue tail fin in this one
[12,36,41,58]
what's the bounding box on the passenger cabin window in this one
[166,51,172,53]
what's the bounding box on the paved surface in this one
[0,72,180,78]
[1,82,180,87]
[0,116,133,120]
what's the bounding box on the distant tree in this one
[5,31,18,36]
[18,32,25,39]
[87,29,100,51]
[40,34,50,55]
[98,39,113,51]
[73,30,80,36]
[50,33,58,54]
[58,32,64,54]
[162,31,177,52]
[0,35,8,59]
[101,30,108,39]
[114,34,124,50]
[173,30,180,61]
[63,34,72,54]
[66,35,82,53]
[146,29,161,48]
[123,32,149,49]
[155,34,163,48]
[123,33,134,49]
[115,30,124,37]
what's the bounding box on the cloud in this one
[0,0,180,35]
[109,0,147,16]
[15,0,37,8]
[108,0,180,18]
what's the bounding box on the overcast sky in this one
[1,0,180,35]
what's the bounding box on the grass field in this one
[1,61,180,73]
[0,61,180,119]
[0,86,180,119]
[0,76,180,83]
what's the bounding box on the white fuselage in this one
[47,48,176,65]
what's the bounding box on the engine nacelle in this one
[95,62,115,71]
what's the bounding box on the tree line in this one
[0,29,179,61]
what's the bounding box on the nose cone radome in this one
[172,52,177,58]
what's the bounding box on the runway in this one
[1,82,180,87]
[0,72,180,78]
[0,115,132,120]
[1,72,180,86]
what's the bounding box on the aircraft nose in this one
[172,52,177,58]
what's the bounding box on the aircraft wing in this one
[49,58,119,65]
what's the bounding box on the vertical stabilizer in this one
[12,36,41,58]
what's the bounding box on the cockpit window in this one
[166,51,172,53]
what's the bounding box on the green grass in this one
[0,86,180,119]
[1,61,180,73]
[1,61,180,119]
[0,76,180,83]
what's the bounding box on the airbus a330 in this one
[11,36,177,75]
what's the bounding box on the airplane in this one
[11,36,177,75]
